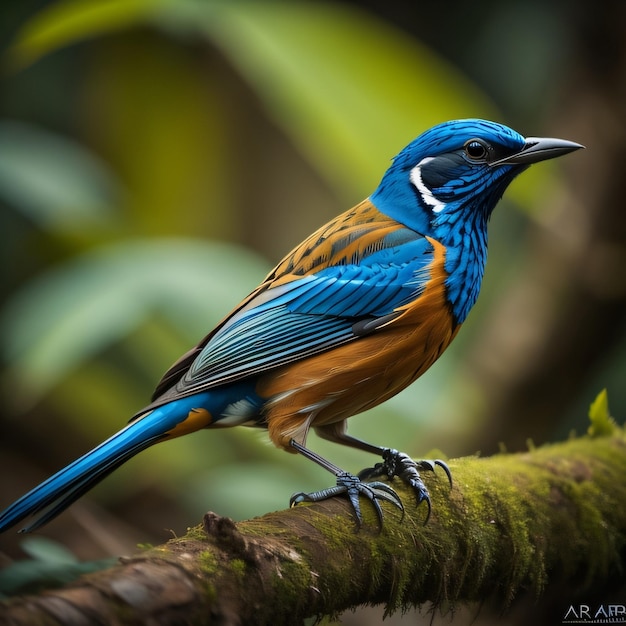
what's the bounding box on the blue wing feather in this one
[175,234,436,394]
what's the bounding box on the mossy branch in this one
[1,431,625,625]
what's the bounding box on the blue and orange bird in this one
[0,120,582,533]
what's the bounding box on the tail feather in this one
[13,437,159,533]
[0,404,193,533]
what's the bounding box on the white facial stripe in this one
[410,157,446,213]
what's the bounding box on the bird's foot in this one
[358,449,452,523]
[290,470,404,526]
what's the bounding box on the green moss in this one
[198,550,219,576]
[229,558,247,582]
[261,556,316,622]
[183,525,210,543]
[313,511,355,552]
[176,431,626,618]
[238,519,289,538]
[418,454,555,606]
[193,549,219,605]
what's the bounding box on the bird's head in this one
[370,119,583,322]
[370,118,583,235]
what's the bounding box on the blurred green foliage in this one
[0,121,120,230]
[0,0,598,556]
[587,389,616,438]
[0,536,115,596]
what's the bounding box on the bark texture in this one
[1,431,624,625]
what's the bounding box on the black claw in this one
[435,459,453,487]
[290,471,403,527]
[412,458,453,488]
[358,449,452,523]
[422,496,432,525]
[357,462,385,482]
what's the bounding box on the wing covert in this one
[147,202,439,404]
[176,236,436,395]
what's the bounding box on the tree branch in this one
[1,431,625,625]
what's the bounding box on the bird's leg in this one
[288,439,403,526]
[315,428,452,523]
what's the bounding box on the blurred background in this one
[0,0,624,621]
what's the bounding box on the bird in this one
[0,119,582,533]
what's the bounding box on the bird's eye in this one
[464,139,489,161]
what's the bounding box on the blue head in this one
[370,119,582,321]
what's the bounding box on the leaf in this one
[7,0,497,201]
[1,238,270,401]
[0,121,120,231]
[19,536,78,565]
[587,388,616,438]
[0,537,115,598]
[5,1,560,213]
[0,557,116,598]
[5,0,171,70]
[194,1,497,199]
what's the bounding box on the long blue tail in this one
[0,401,204,533]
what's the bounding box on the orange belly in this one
[256,237,459,450]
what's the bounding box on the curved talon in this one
[357,449,452,524]
[357,463,385,482]
[435,459,453,487]
[412,458,453,488]
[289,471,403,526]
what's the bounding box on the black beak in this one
[492,136,584,166]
